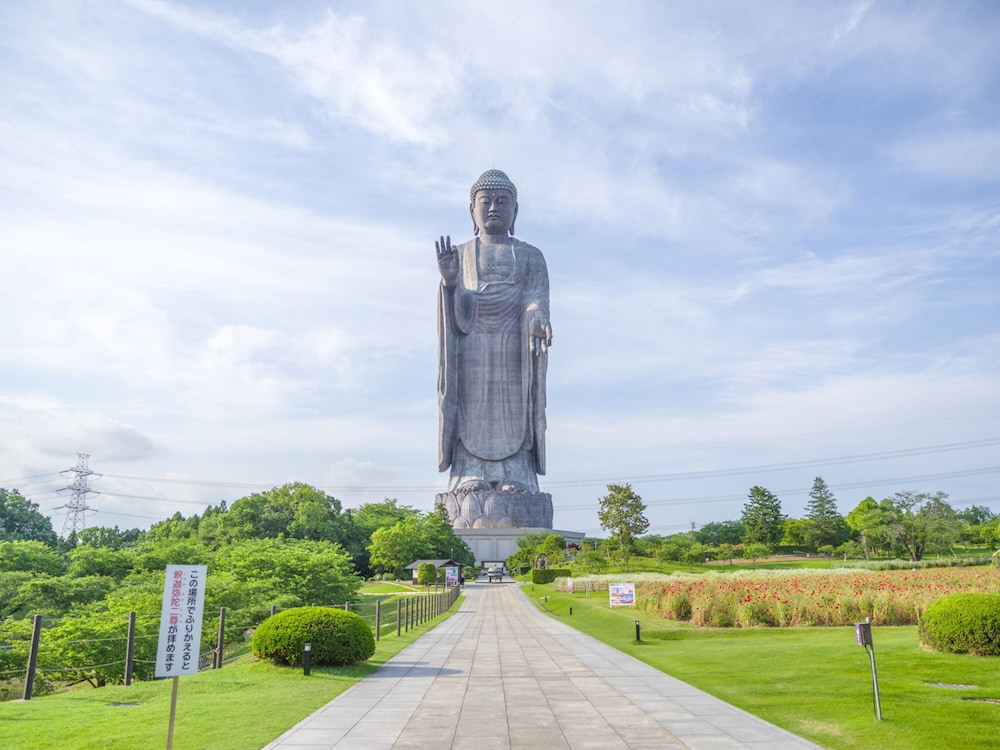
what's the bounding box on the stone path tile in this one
[263,583,823,750]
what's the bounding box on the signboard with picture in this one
[609,583,635,607]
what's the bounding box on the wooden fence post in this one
[214,607,226,669]
[23,614,42,700]
[124,611,137,686]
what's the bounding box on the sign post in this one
[155,565,208,749]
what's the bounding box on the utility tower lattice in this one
[56,453,101,539]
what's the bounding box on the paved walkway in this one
[263,582,823,750]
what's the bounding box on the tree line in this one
[514,478,998,572]
[0,483,474,625]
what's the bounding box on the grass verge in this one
[0,599,461,750]
[527,585,1000,750]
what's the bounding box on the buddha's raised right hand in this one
[436,235,460,286]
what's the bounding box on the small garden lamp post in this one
[855,618,882,721]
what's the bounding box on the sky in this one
[2,0,999,540]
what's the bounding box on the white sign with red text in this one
[155,565,207,678]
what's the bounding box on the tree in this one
[213,538,361,607]
[803,477,851,549]
[780,518,811,547]
[958,505,995,526]
[694,520,744,546]
[683,542,709,568]
[576,549,608,573]
[129,539,214,573]
[0,571,35,619]
[0,539,67,575]
[365,510,474,579]
[66,544,133,580]
[416,562,437,587]
[12,574,118,617]
[741,486,784,546]
[418,508,474,566]
[506,531,549,573]
[538,534,567,560]
[76,525,141,549]
[346,499,420,577]
[368,518,425,578]
[597,483,649,571]
[224,483,351,544]
[0,488,59,547]
[884,491,960,562]
[717,542,736,565]
[835,540,864,560]
[845,497,883,559]
[351,499,420,533]
[39,585,162,687]
[744,542,771,568]
[957,505,996,545]
[142,511,200,543]
[981,519,1000,550]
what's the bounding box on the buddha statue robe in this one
[437,236,550,492]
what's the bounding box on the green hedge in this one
[252,606,375,666]
[530,568,571,584]
[919,593,1000,656]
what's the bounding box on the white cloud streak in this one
[1,0,998,533]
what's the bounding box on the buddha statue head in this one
[469,169,518,237]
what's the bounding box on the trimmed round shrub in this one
[919,593,1000,656]
[252,607,375,666]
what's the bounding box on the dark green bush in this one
[252,606,375,666]
[919,594,1000,656]
[531,568,571,584]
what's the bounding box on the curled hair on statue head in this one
[469,169,517,203]
[470,169,518,236]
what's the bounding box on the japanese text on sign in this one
[155,565,207,678]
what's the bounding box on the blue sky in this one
[2,0,998,538]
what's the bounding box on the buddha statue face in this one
[471,188,517,237]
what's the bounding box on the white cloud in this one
[892,129,1000,181]
[2,1,998,534]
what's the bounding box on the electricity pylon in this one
[56,453,101,539]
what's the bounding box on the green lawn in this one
[529,585,1000,750]
[0,601,460,750]
[359,580,423,595]
[7,580,998,750]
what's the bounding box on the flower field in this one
[633,567,1000,627]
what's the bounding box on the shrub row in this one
[531,568,572,584]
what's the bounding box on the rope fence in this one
[1,584,462,700]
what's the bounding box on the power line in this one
[547,438,1000,488]
[99,491,221,506]
[93,437,1000,495]
[0,472,60,485]
[555,465,1000,511]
